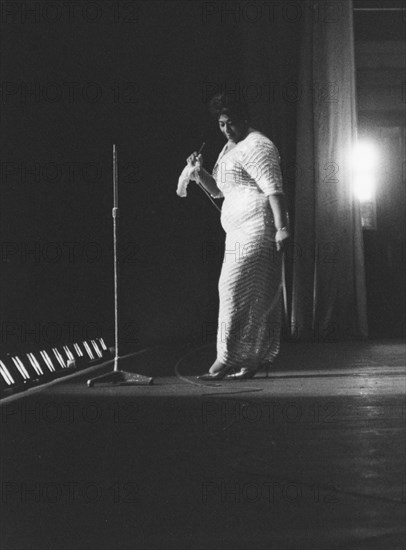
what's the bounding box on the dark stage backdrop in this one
[0,1,303,355]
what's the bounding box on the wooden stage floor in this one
[1,340,405,550]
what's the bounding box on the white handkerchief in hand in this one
[176,164,198,197]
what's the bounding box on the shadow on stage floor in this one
[1,340,405,550]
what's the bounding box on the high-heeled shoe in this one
[224,362,271,380]
[224,367,257,380]
[197,365,238,381]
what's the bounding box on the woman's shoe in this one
[224,362,271,380]
[224,367,257,380]
[197,364,238,381]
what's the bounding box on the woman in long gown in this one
[188,94,290,380]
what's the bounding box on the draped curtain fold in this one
[240,0,368,341]
[291,0,368,340]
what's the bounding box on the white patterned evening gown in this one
[211,130,284,370]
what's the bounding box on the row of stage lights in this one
[0,338,112,398]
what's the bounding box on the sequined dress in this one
[212,130,284,369]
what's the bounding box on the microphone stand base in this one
[87,370,153,387]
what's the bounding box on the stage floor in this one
[1,340,405,550]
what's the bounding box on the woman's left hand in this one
[275,227,290,252]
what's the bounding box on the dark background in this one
[0,0,405,356]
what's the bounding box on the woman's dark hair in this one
[209,92,249,122]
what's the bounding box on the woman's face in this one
[218,113,248,143]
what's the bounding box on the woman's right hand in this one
[186,152,203,169]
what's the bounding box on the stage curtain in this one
[290,0,368,340]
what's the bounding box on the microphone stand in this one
[87,145,153,387]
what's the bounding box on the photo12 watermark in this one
[1,80,140,105]
[201,80,340,106]
[1,241,103,264]
[201,1,346,25]
[201,479,341,505]
[0,320,103,347]
[1,160,102,186]
[1,480,141,504]
[0,1,140,25]
[1,399,141,425]
[201,398,340,426]
[0,240,141,265]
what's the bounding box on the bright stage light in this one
[351,140,379,202]
[354,173,375,202]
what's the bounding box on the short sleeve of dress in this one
[240,138,284,196]
[211,163,224,198]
